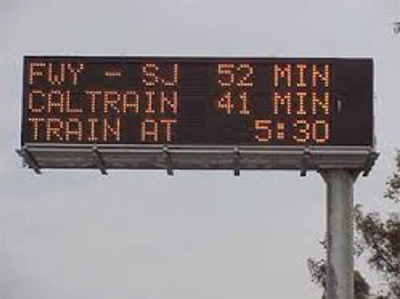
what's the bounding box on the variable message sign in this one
[19,57,375,174]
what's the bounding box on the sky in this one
[0,0,399,298]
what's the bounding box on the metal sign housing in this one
[18,56,376,174]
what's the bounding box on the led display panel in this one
[22,57,373,147]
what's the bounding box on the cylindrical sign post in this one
[320,170,357,299]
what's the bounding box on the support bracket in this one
[17,146,41,174]
[92,146,107,175]
[300,147,311,177]
[233,147,240,177]
[362,150,379,177]
[163,145,174,176]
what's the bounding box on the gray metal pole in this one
[320,170,358,299]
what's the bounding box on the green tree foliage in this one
[384,149,400,203]
[307,246,371,299]
[308,150,400,298]
[354,205,400,298]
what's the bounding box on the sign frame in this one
[18,56,378,175]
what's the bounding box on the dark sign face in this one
[22,57,373,146]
